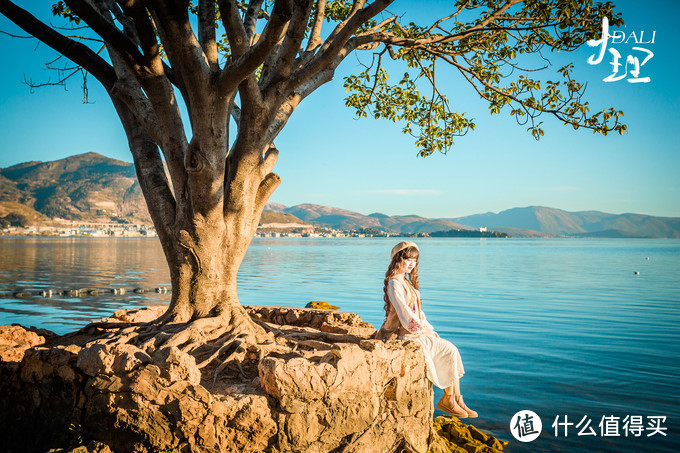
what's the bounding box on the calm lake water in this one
[1,237,678,453]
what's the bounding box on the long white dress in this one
[387,277,465,389]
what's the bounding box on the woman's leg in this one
[439,374,477,417]
[443,376,460,397]
[437,377,467,416]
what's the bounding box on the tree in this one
[0,0,624,337]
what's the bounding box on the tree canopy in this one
[3,0,625,156]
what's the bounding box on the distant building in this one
[479,227,487,232]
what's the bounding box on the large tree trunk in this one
[162,221,258,329]
[113,94,275,334]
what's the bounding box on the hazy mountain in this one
[371,214,469,234]
[259,211,307,225]
[0,152,150,223]
[449,206,680,238]
[263,202,288,214]
[264,203,471,234]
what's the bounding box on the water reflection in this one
[0,237,171,331]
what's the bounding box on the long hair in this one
[383,246,420,316]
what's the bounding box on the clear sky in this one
[0,1,678,219]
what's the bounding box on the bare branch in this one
[0,29,33,38]
[64,0,145,68]
[0,0,116,88]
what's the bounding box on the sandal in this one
[436,396,468,418]
[455,395,478,418]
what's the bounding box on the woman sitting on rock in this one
[377,241,477,419]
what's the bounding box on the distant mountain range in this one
[265,202,680,238]
[264,202,470,234]
[1,153,678,238]
[445,206,680,238]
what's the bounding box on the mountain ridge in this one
[1,153,678,237]
[446,206,680,238]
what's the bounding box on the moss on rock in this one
[430,416,509,453]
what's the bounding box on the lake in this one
[1,237,678,453]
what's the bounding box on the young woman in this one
[377,241,477,418]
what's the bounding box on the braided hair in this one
[383,246,420,317]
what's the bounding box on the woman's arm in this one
[420,314,439,337]
[414,288,439,337]
[387,279,424,335]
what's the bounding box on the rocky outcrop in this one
[0,306,506,453]
[98,305,167,323]
[0,325,47,363]
[430,416,509,453]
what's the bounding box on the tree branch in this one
[64,0,145,68]
[0,0,116,89]
[148,1,212,121]
[243,0,265,44]
[110,96,176,243]
[306,0,326,51]
[291,0,393,92]
[217,0,249,58]
[219,0,293,94]
[117,0,165,76]
[263,0,313,88]
[198,0,218,69]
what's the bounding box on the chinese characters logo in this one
[552,415,667,437]
[587,17,655,83]
[510,410,542,442]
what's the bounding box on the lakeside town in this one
[0,223,404,238]
[0,222,158,238]
[0,222,496,238]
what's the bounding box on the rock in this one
[77,343,152,377]
[47,440,113,453]
[305,301,340,309]
[83,364,277,452]
[468,425,489,442]
[247,305,376,337]
[432,416,508,453]
[0,306,503,453]
[0,324,47,362]
[258,339,432,452]
[153,346,201,385]
[1,345,85,451]
[99,306,167,323]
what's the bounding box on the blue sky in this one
[0,1,678,218]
